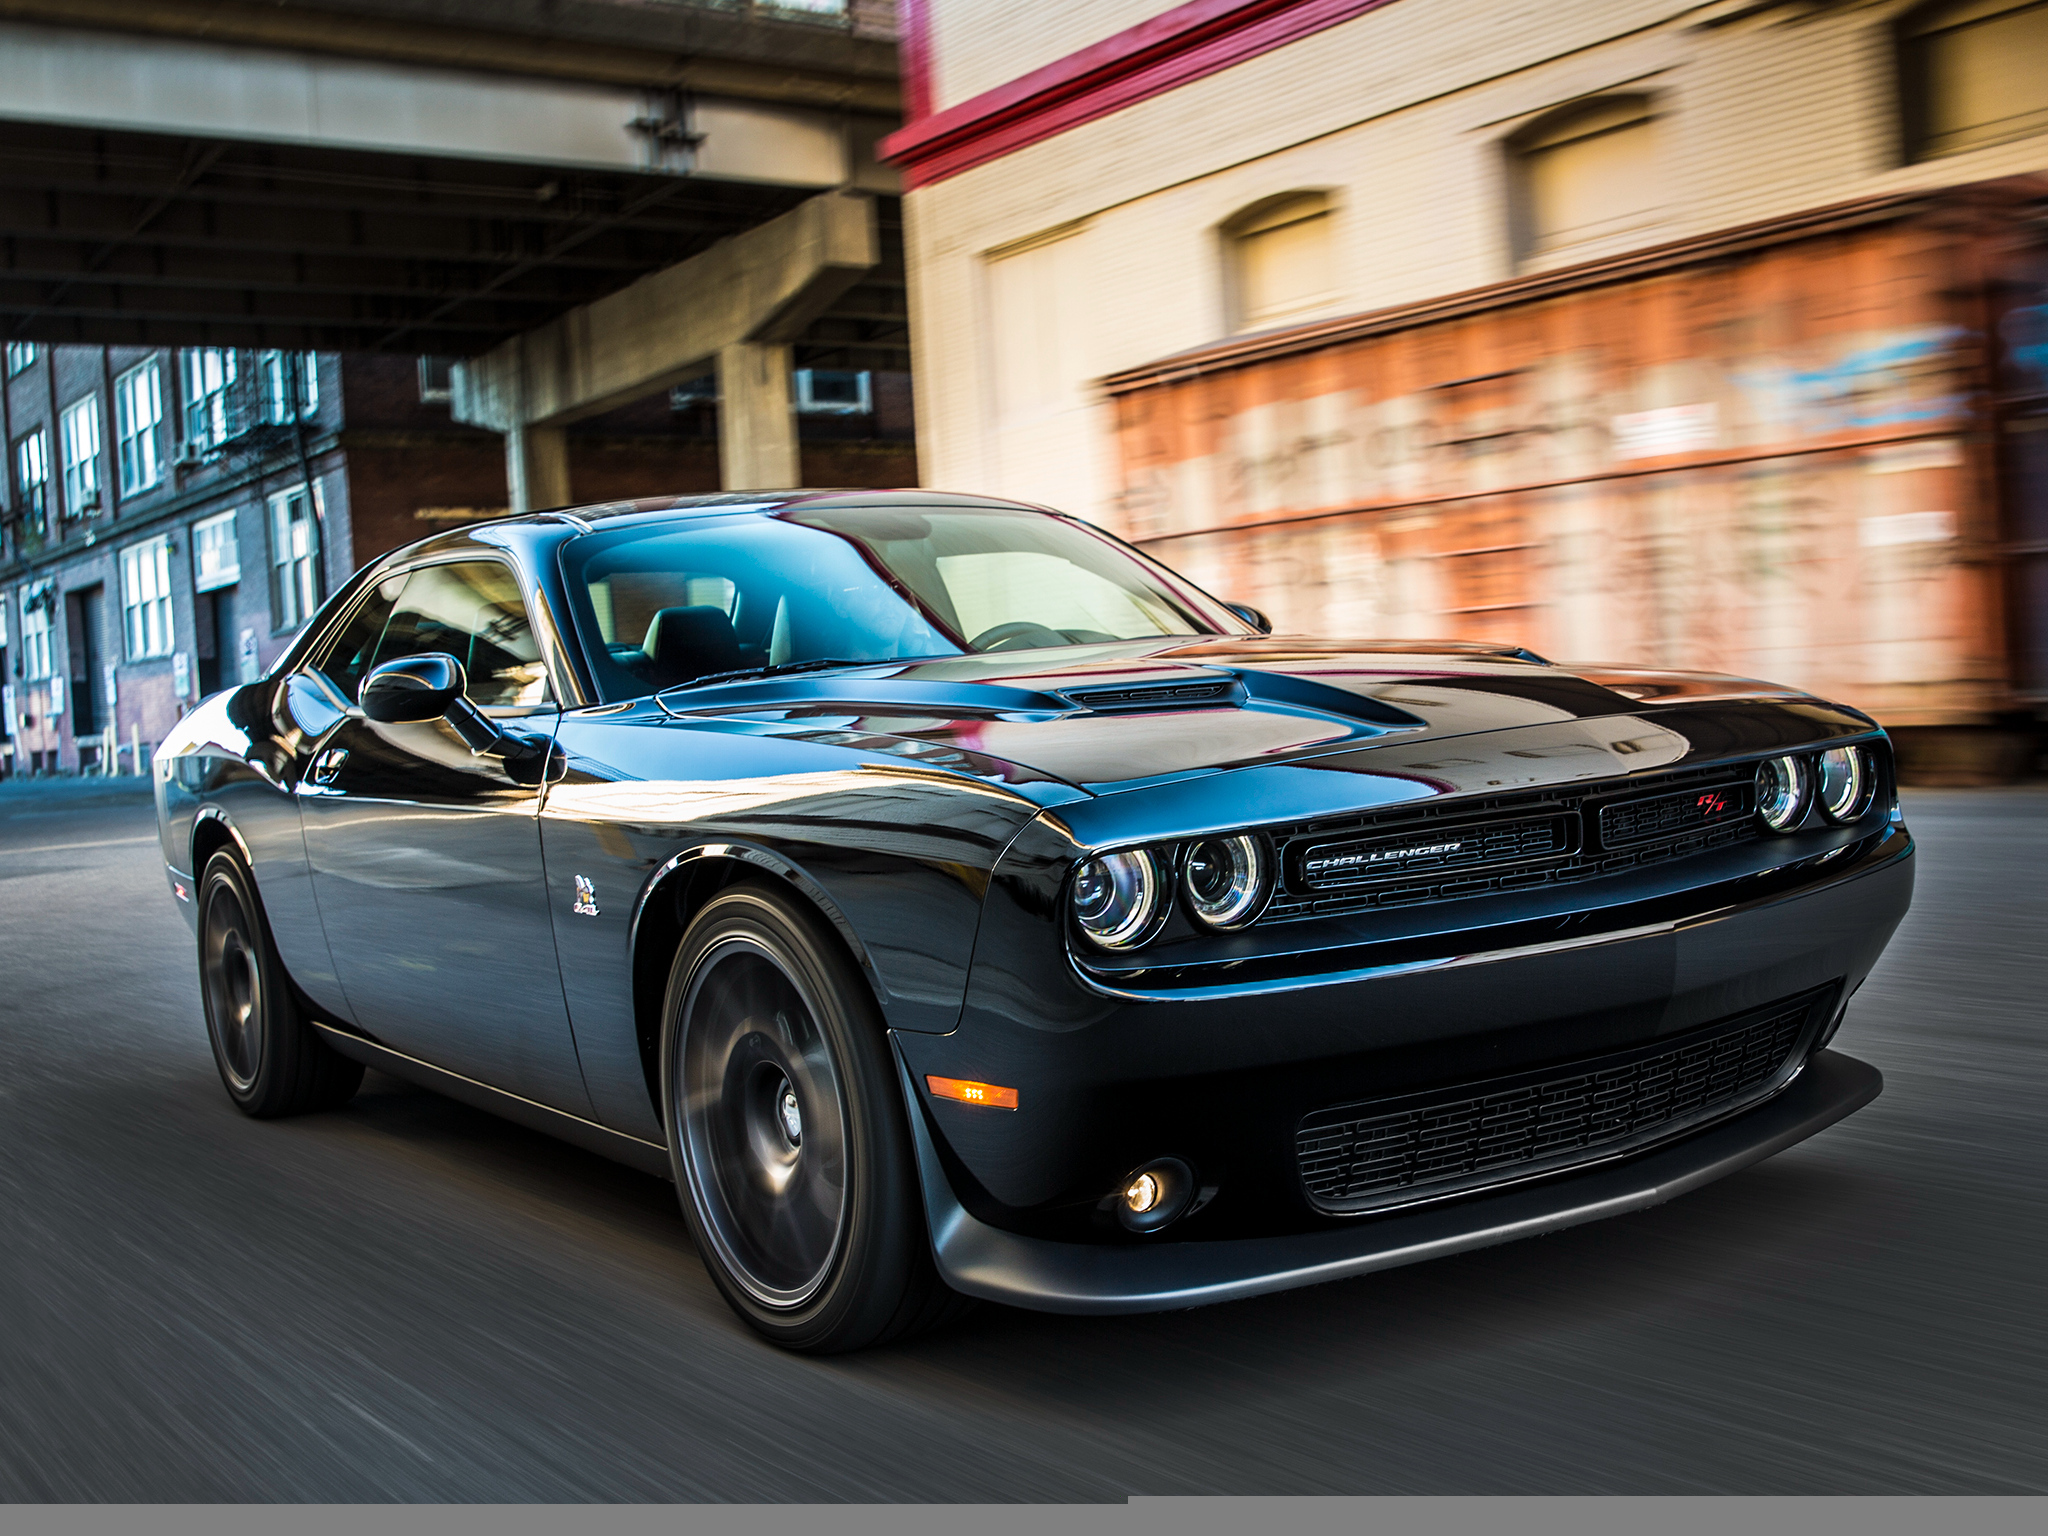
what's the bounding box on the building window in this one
[182,348,237,451]
[268,485,322,630]
[4,342,36,377]
[260,351,319,422]
[418,356,454,404]
[1510,96,1660,265]
[18,585,54,679]
[987,225,1092,424]
[114,358,163,495]
[1901,1,2048,160]
[59,396,101,519]
[12,430,48,532]
[192,510,241,593]
[795,369,872,414]
[121,537,175,659]
[1225,192,1338,332]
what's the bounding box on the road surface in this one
[1,777,2042,1498]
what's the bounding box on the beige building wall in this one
[904,0,2048,528]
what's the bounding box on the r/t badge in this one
[572,875,600,917]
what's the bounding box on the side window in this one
[373,561,552,709]
[311,571,409,704]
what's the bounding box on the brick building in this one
[1,343,913,775]
[884,0,2048,773]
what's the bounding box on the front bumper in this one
[906,1047,1880,1315]
[900,823,1911,1223]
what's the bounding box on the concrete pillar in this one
[506,423,571,514]
[718,342,798,490]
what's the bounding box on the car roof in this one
[390,488,1061,563]
[538,487,1046,527]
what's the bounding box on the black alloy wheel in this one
[197,850,364,1118]
[661,881,966,1352]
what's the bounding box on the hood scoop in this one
[1058,677,1241,712]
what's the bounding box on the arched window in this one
[1900,1,2048,161]
[1224,192,1337,332]
[1510,96,1659,265]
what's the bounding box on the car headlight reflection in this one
[1817,745,1873,823]
[1071,849,1167,950]
[1181,834,1272,931]
[1755,754,1812,832]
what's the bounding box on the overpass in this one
[0,0,909,503]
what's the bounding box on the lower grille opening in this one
[1296,984,1838,1216]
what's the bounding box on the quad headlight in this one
[1070,849,1169,950]
[1070,833,1276,950]
[1755,754,1812,832]
[1181,834,1272,931]
[1816,745,1873,823]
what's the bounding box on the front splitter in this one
[895,1047,1882,1316]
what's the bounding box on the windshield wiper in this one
[663,657,885,692]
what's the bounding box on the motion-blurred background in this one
[4,0,2045,785]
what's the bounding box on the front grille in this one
[1296,986,1834,1215]
[1261,761,1761,922]
[1301,812,1574,888]
[1601,780,1756,847]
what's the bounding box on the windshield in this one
[559,503,1243,700]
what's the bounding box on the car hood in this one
[654,637,1817,796]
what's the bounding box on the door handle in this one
[308,746,349,786]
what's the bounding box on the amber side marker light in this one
[925,1075,1019,1110]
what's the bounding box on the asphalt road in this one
[2,777,2044,1499]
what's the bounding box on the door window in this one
[312,571,410,705]
[369,561,552,708]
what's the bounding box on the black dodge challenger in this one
[153,491,1912,1351]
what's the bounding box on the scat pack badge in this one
[572,875,600,917]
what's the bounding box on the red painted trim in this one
[898,0,935,126]
[878,0,1400,189]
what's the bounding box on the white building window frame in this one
[192,509,242,593]
[121,536,176,661]
[12,428,49,531]
[18,583,56,680]
[181,348,238,451]
[267,483,324,632]
[260,351,319,423]
[4,341,37,377]
[794,369,873,415]
[59,395,102,519]
[114,358,164,496]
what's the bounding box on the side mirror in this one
[358,652,557,783]
[360,652,464,724]
[1226,602,1273,635]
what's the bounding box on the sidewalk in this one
[0,774,156,805]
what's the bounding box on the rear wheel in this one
[198,849,364,1117]
[661,881,964,1352]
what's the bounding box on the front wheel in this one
[661,881,963,1352]
[198,850,364,1118]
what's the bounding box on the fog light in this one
[1113,1157,1196,1234]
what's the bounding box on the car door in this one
[295,557,591,1115]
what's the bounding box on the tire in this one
[197,849,364,1118]
[660,880,966,1352]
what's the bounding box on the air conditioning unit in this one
[173,439,207,467]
